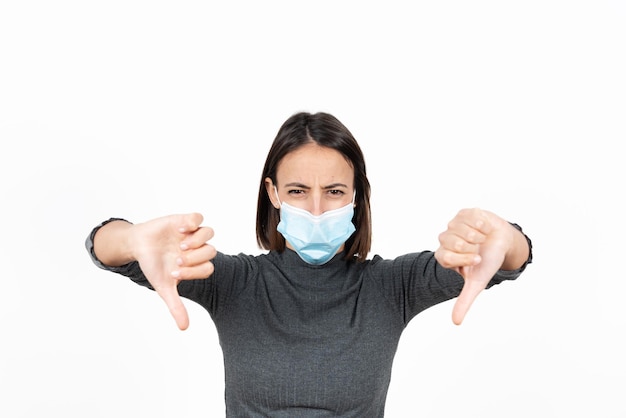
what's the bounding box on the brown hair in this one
[255,112,372,262]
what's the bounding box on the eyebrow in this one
[284,182,349,190]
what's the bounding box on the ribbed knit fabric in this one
[86,220,526,417]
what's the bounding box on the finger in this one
[451,273,485,325]
[435,247,481,269]
[175,260,215,280]
[177,212,205,234]
[156,286,190,330]
[180,227,215,250]
[177,244,217,268]
[438,231,481,255]
[445,217,488,243]
[462,208,494,236]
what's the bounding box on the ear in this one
[264,177,280,209]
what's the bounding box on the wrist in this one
[94,218,136,266]
[501,222,532,271]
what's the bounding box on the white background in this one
[1,1,624,417]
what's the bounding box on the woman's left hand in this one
[435,208,529,325]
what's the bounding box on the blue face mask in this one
[275,189,356,265]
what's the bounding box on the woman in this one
[86,112,532,417]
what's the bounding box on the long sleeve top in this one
[86,220,530,417]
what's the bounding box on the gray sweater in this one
[86,220,528,417]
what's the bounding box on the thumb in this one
[451,268,485,326]
[156,286,190,330]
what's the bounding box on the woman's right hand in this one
[94,213,216,330]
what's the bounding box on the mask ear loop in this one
[273,186,283,207]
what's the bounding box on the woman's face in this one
[265,142,355,216]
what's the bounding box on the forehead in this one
[276,142,354,184]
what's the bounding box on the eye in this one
[327,189,346,197]
[287,189,305,195]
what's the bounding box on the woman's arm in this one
[435,208,533,325]
[92,219,137,266]
[91,213,217,330]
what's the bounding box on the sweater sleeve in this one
[84,218,256,317]
[367,249,529,326]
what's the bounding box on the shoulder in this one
[364,251,438,271]
[212,251,266,274]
